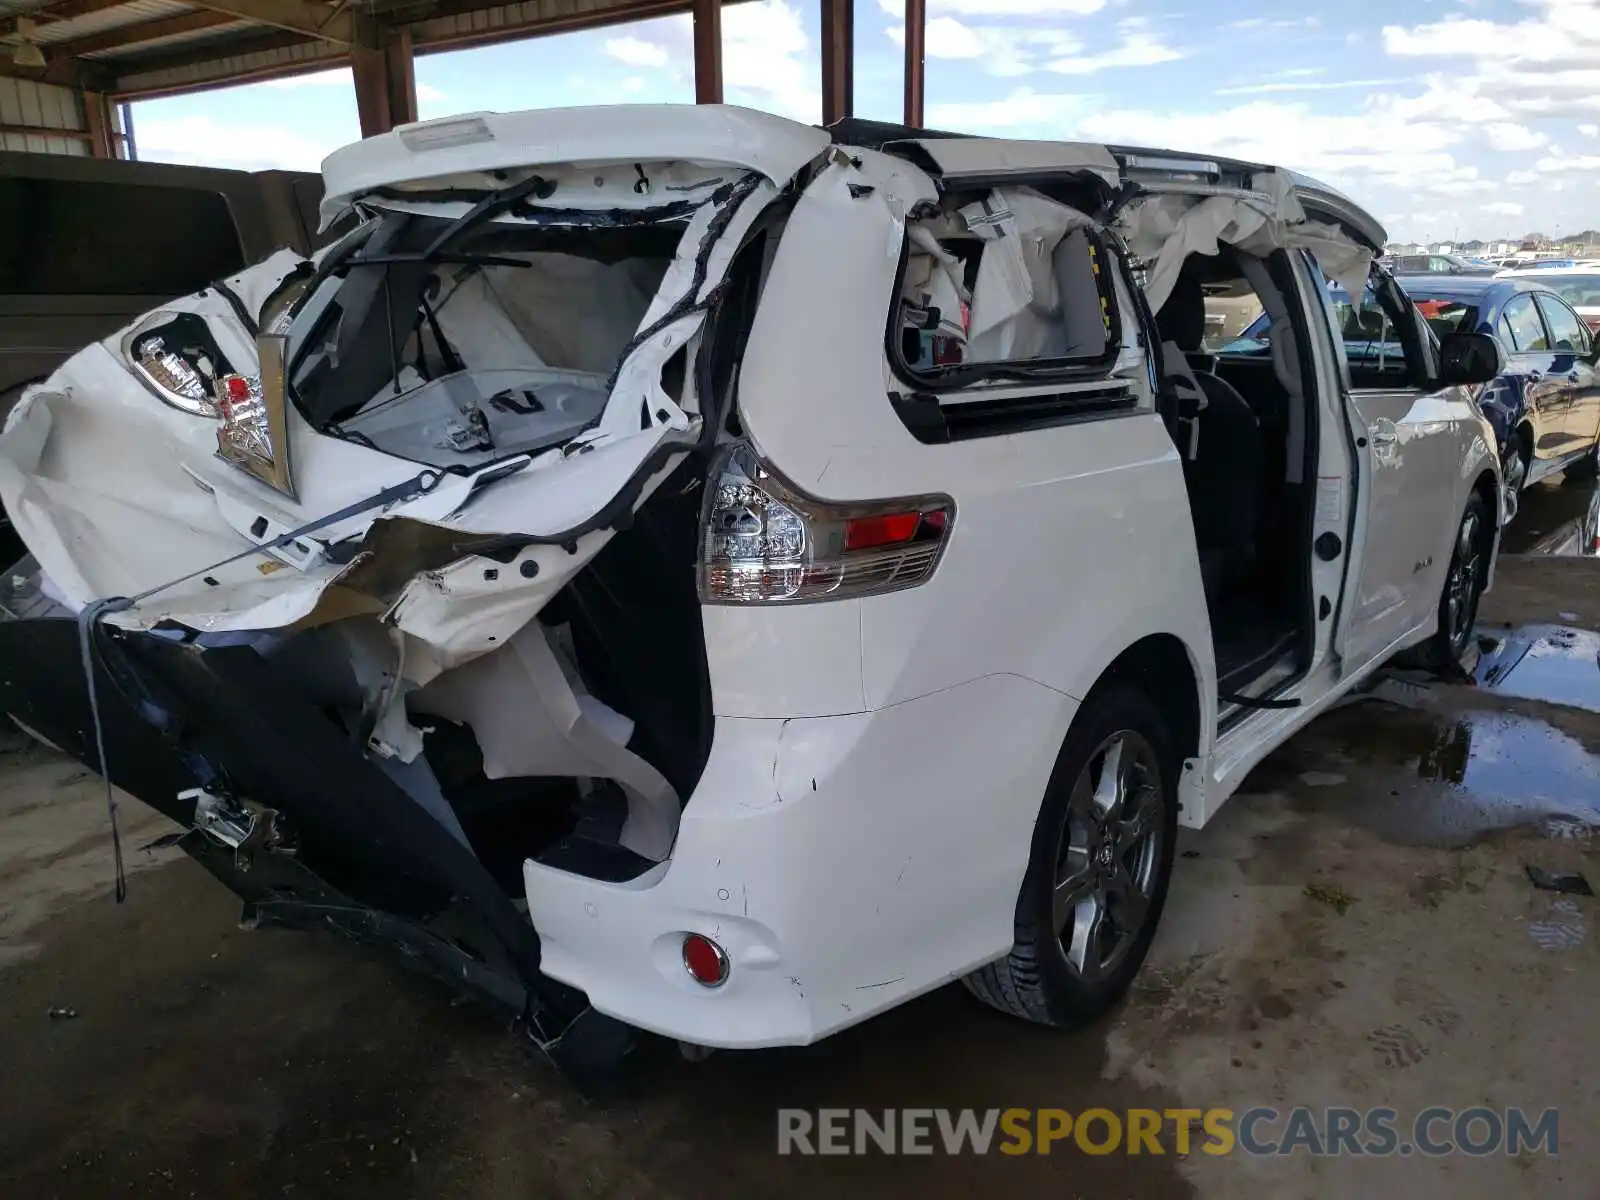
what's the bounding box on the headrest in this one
[1155,268,1206,352]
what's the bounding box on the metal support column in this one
[903,0,925,128]
[693,0,722,104]
[352,23,416,138]
[384,26,418,128]
[81,89,114,158]
[820,0,853,125]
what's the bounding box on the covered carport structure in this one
[0,0,930,157]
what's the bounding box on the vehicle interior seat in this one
[1344,306,1386,340]
[1156,269,1261,606]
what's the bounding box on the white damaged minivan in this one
[0,106,1506,1074]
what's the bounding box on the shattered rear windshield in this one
[284,176,757,471]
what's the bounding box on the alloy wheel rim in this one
[1445,509,1482,646]
[1052,730,1163,980]
[1503,455,1526,523]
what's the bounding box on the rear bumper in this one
[0,614,600,1048]
[0,605,1075,1053]
[525,672,1077,1048]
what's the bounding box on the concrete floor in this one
[2,477,1599,1200]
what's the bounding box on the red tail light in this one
[699,443,953,604]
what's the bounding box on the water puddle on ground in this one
[1249,701,1600,845]
[1502,477,1599,556]
[1475,624,1600,713]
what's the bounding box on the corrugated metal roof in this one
[114,32,342,92]
[22,0,707,100]
[26,0,198,45]
[81,15,252,57]
[411,0,686,46]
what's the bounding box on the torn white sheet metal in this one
[0,172,776,663]
[412,619,680,861]
[320,103,830,228]
[1120,170,1374,313]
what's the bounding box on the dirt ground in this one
[3,477,1599,1200]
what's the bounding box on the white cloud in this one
[262,69,350,91]
[1506,169,1541,184]
[133,113,350,172]
[1380,1,1600,119]
[603,35,670,68]
[721,0,818,119]
[1046,22,1181,74]
[1580,123,1600,136]
[1216,78,1403,95]
[581,2,819,121]
[1228,16,1321,29]
[1482,201,1525,215]
[1481,122,1547,152]
[920,16,989,57]
[252,65,451,105]
[885,18,1082,75]
[927,87,1087,130]
[1535,153,1600,171]
[1382,16,1505,57]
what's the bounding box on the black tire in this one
[1422,492,1490,671]
[964,683,1179,1028]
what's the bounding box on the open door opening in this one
[1155,244,1320,709]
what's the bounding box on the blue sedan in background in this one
[1395,274,1600,516]
[1230,275,1600,520]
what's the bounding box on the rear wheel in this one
[1422,493,1489,671]
[964,684,1178,1028]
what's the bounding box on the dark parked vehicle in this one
[1493,268,1600,334]
[1395,274,1600,517]
[1230,273,1600,521]
[0,152,338,563]
[0,152,333,405]
[1381,252,1497,277]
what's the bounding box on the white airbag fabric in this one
[1123,171,1374,313]
[961,189,1095,362]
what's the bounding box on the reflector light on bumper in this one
[698,442,953,604]
[682,933,730,987]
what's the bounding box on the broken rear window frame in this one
[883,224,1125,397]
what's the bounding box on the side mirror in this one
[1437,331,1505,386]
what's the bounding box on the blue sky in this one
[129,0,1600,243]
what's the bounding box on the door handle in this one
[1369,427,1398,448]
[1528,369,1544,381]
[1570,371,1582,383]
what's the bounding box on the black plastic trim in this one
[891,383,1139,443]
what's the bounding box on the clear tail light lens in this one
[699,442,953,603]
[214,333,297,500]
[134,336,217,417]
